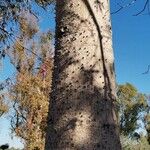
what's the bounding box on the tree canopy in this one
[117,83,148,137]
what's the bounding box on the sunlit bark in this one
[45,0,121,149]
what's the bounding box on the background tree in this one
[143,98,150,144]
[120,134,150,150]
[115,83,150,149]
[4,12,53,150]
[0,0,54,43]
[117,83,148,137]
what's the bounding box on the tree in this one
[45,0,121,149]
[120,134,150,150]
[0,0,54,41]
[143,97,150,144]
[117,83,148,137]
[5,12,53,150]
[116,83,150,146]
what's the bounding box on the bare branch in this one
[111,0,138,14]
[142,65,150,74]
[0,27,10,34]
[133,0,149,16]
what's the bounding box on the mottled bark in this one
[45,0,121,149]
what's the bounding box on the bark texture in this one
[45,0,122,149]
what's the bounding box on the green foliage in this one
[143,105,150,144]
[121,134,150,150]
[117,83,148,136]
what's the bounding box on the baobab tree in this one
[45,0,122,149]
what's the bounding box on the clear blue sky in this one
[111,0,150,94]
[0,0,150,148]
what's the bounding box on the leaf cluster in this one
[117,83,148,137]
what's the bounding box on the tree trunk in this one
[45,0,121,149]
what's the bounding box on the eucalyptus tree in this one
[45,0,121,149]
[5,10,53,150]
[117,83,148,137]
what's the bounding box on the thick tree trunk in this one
[45,0,121,149]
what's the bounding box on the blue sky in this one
[0,0,150,148]
[111,0,150,94]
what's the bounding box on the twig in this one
[111,0,138,14]
[133,0,149,16]
[142,65,150,74]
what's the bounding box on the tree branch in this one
[133,0,149,16]
[111,0,138,14]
